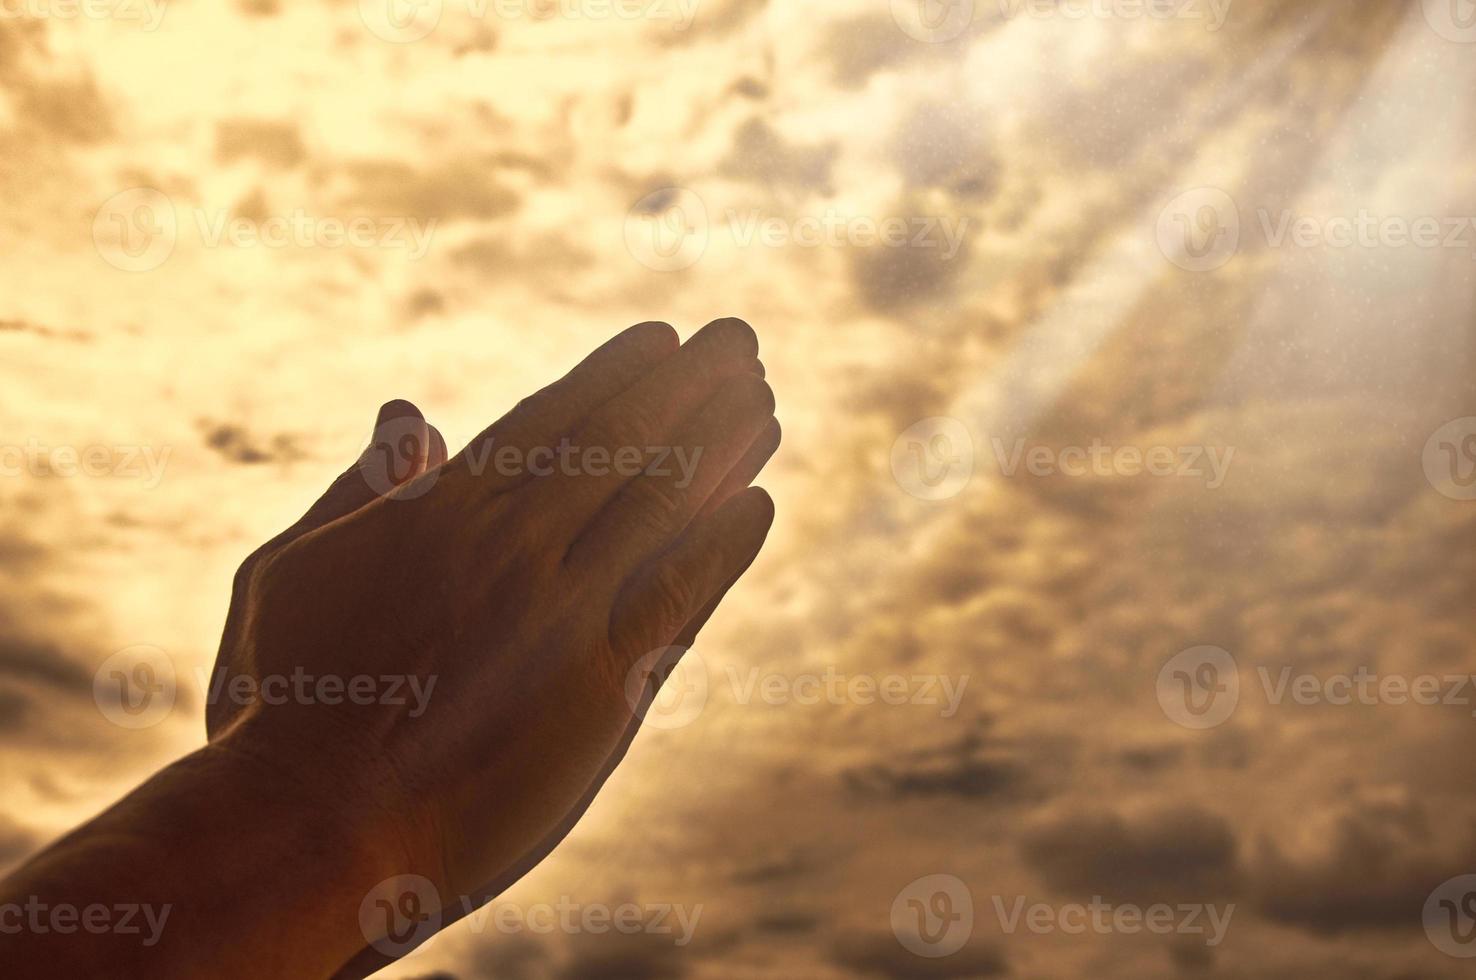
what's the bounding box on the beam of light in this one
[946,4,1339,451]
[1206,7,1476,406]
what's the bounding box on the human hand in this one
[207,318,779,967]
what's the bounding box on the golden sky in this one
[2,1,1475,977]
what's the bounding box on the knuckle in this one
[231,550,265,594]
[629,478,686,531]
[727,372,774,415]
[647,561,695,631]
[594,399,661,453]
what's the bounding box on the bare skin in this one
[0,318,781,979]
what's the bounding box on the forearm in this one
[0,736,413,979]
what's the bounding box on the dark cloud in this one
[1020,805,1240,905]
[654,0,766,46]
[0,319,90,342]
[215,119,307,168]
[339,159,519,223]
[751,910,819,935]
[843,730,1053,804]
[15,75,112,144]
[731,849,824,886]
[845,210,971,315]
[1251,804,1476,935]
[829,932,1007,979]
[817,14,999,92]
[717,118,837,194]
[200,423,305,465]
[463,932,552,980]
[889,100,1001,198]
[555,929,689,980]
[0,636,93,694]
[0,814,39,876]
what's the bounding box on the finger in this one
[567,372,774,578]
[691,417,780,524]
[296,399,430,528]
[609,486,775,659]
[450,321,679,490]
[547,317,761,527]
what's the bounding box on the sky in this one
[2,0,1476,977]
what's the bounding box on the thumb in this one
[289,399,447,538]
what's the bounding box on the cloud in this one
[828,931,1007,979]
[843,727,1065,805]
[200,423,306,465]
[0,814,39,876]
[463,932,553,980]
[1020,805,1240,905]
[1250,802,1476,935]
[338,159,520,223]
[215,119,307,168]
[718,118,838,194]
[554,929,689,980]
